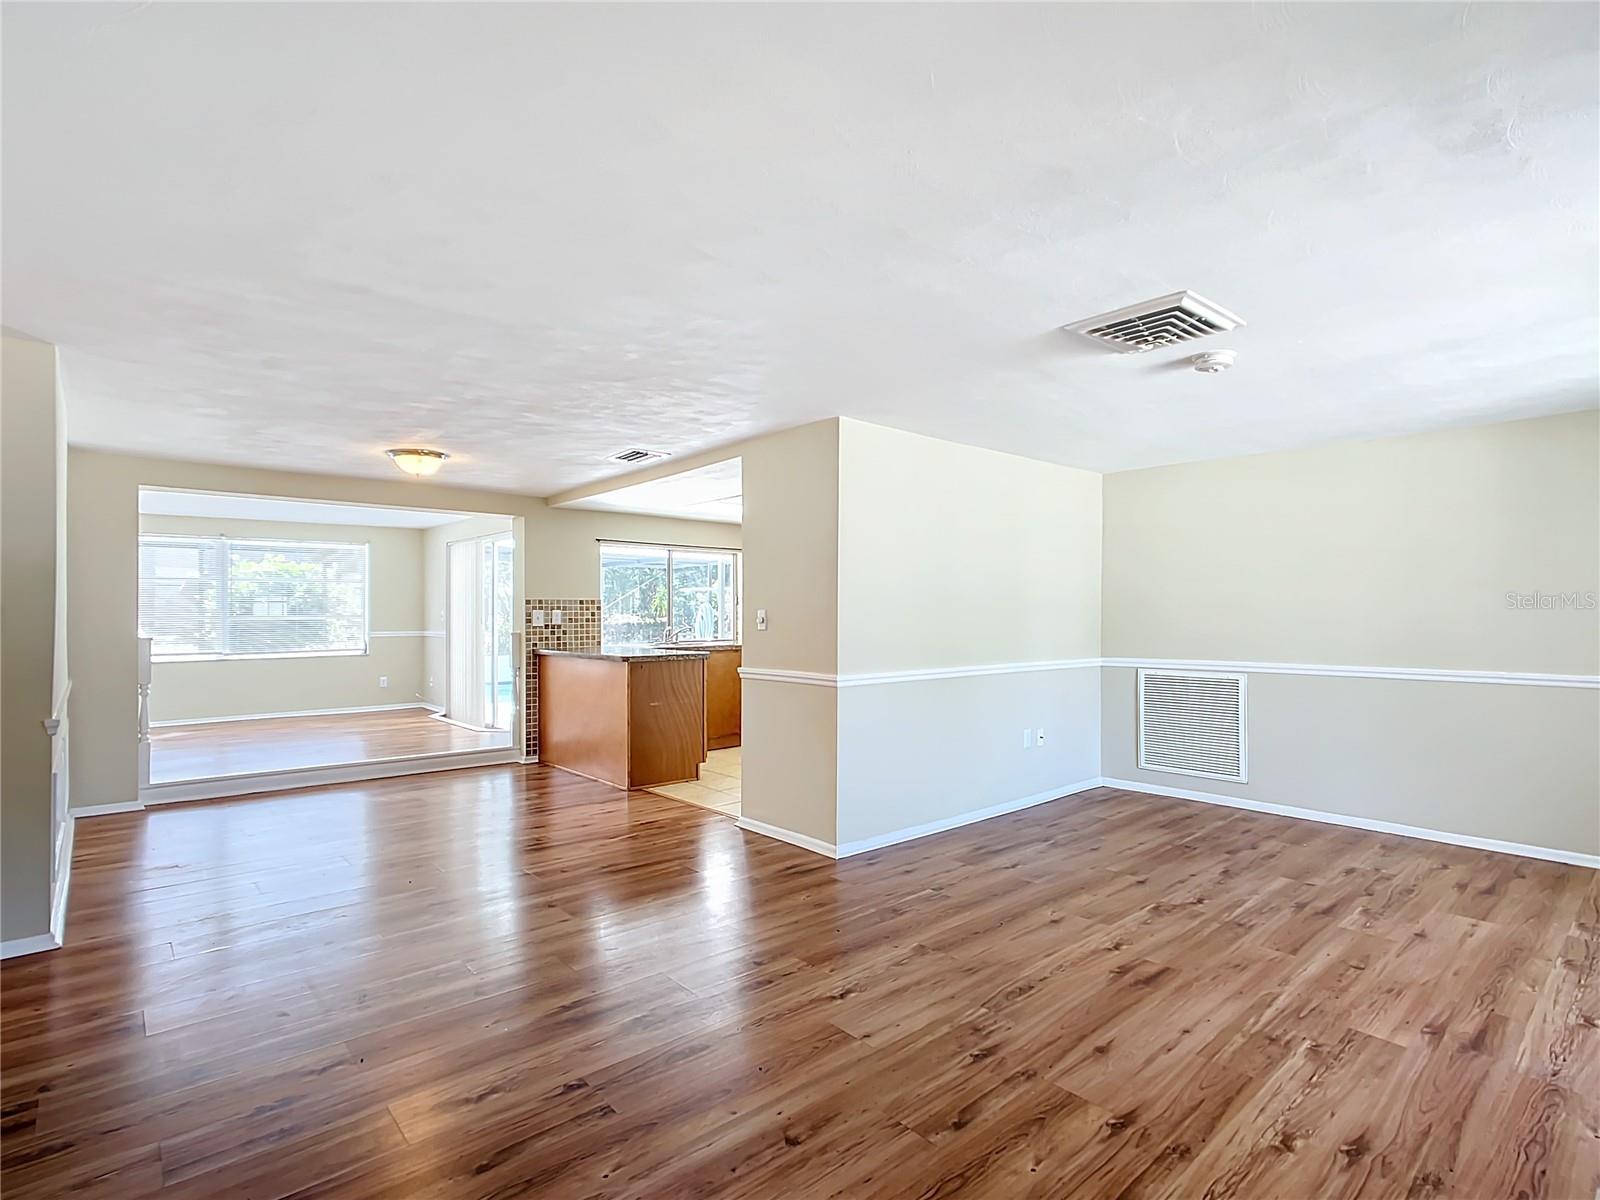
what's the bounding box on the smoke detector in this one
[1065,290,1245,353]
[1190,350,1237,374]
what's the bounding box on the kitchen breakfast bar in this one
[535,647,710,790]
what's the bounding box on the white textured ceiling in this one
[563,458,742,524]
[4,3,1596,495]
[138,489,484,528]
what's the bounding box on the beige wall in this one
[836,669,1101,847]
[2,334,66,944]
[139,515,428,721]
[742,422,838,676]
[52,354,68,732]
[838,420,1101,672]
[68,448,739,809]
[739,421,841,844]
[743,683,839,847]
[699,418,1105,850]
[1103,410,1600,673]
[1101,411,1600,858]
[1103,668,1599,855]
[834,421,1103,846]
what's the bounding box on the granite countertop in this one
[537,647,711,662]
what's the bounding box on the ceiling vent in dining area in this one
[1066,290,1245,353]
[607,448,671,465]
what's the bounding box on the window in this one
[138,535,369,660]
[600,542,740,648]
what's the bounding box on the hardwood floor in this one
[149,709,508,783]
[2,766,1595,1198]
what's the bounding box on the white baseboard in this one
[132,747,520,807]
[836,778,1106,858]
[736,774,1598,871]
[734,816,840,859]
[0,932,62,960]
[71,800,147,818]
[150,702,442,728]
[1097,777,1600,870]
[2,815,76,960]
[735,778,1105,861]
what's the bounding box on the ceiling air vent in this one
[607,448,671,465]
[1137,669,1248,782]
[1066,291,1245,353]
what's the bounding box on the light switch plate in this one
[755,608,768,631]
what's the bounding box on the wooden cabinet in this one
[705,647,742,750]
[537,651,707,790]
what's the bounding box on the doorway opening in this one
[135,489,522,802]
[557,458,744,818]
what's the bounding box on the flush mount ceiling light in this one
[386,448,449,477]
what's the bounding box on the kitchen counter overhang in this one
[538,647,711,662]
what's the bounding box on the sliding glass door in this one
[447,533,516,731]
[486,534,515,730]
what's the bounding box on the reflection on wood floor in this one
[149,708,509,782]
[1,765,1595,1198]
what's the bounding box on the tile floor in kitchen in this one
[647,747,740,817]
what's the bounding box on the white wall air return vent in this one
[1066,291,1245,353]
[607,448,671,465]
[1137,669,1248,782]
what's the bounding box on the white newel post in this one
[137,635,153,787]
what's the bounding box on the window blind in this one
[138,535,369,660]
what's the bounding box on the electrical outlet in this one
[1022,728,1033,749]
[379,676,388,688]
[1036,727,1047,746]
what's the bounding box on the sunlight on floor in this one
[648,748,741,818]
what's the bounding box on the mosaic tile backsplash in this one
[524,598,601,757]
